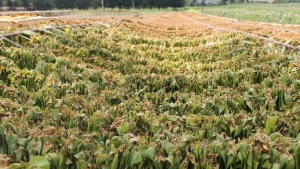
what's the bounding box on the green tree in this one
[220,0,227,5]
[23,0,30,9]
[148,0,157,9]
[106,0,117,8]
[91,0,100,9]
[45,0,54,9]
[7,0,17,10]
[187,0,197,6]
[75,0,92,10]
[141,0,149,8]
[0,0,3,11]
[124,0,132,9]
[169,0,185,9]
[200,0,205,5]
[33,0,43,10]
[32,0,53,10]
[134,0,142,9]
[55,0,72,9]
[15,0,23,10]
[162,0,169,8]
[55,0,65,9]
[157,0,166,9]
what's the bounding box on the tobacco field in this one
[1,12,300,169]
[200,3,300,25]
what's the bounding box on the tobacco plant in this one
[0,19,300,169]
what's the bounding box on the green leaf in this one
[66,158,73,165]
[271,148,279,162]
[199,130,206,139]
[161,142,175,155]
[111,137,122,149]
[6,133,18,155]
[96,154,108,166]
[124,151,131,168]
[246,147,253,169]
[264,116,278,135]
[10,163,23,169]
[26,99,36,106]
[286,156,295,169]
[0,125,4,136]
[239,143,248,158]
[35,61,43,71]
[27,139,43,155]
[15,149,22,162]
[117,127,122,136]
[48,153,59,168]
[295,144,300,169]
[50,109,59,121]
[226,155,235,169]
[48,153,64,169]
[166,155,174,165]
[74,151,85,159]
[179,140,188,151]
[122,123,130,134]
[218,105,225,114]
[258,154,270,169]
[6,133,18,146]
[17,138,28,148]
[130,151,142,166]
[138,145,156,161]
[111,152,119,169]
[0,125,5,154]
[76,159,89,169]
[246,101,253,111]
[27,156,50,169]
[150,124,160,134]
[271,163,280,169]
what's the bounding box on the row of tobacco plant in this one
[0,20,300,169]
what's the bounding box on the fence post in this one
[288,13,294,24]
[277,14,283,24]
[267,15,273,23]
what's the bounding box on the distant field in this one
[195,3,300,25]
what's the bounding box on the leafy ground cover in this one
[198,3,300,25]
[0,12,300,169]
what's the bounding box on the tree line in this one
[0,0,185,11]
